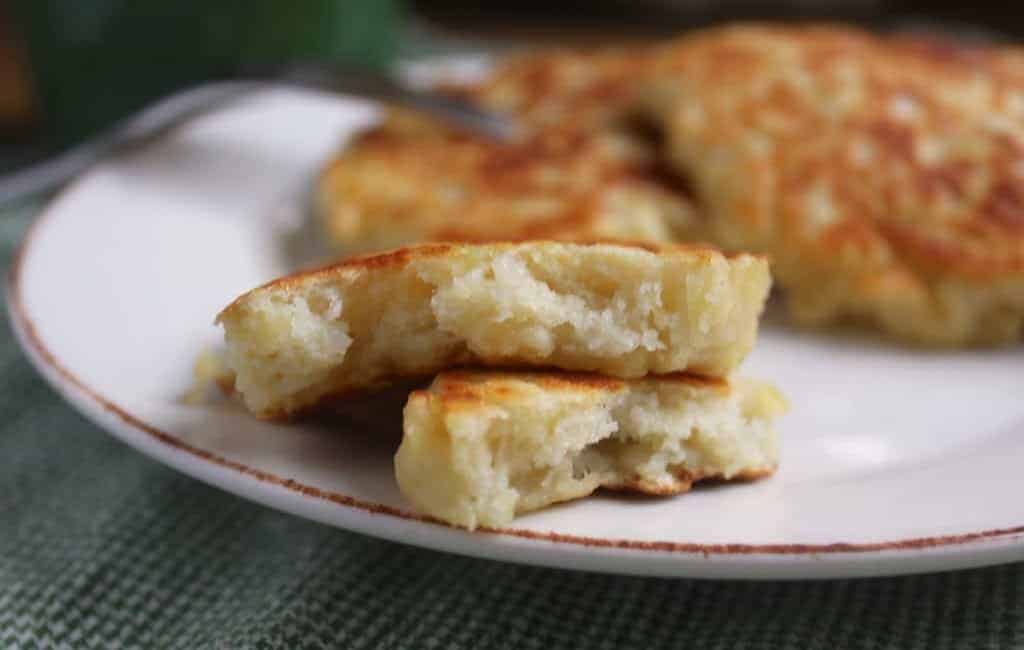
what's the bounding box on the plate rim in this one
[8,96,1024,579]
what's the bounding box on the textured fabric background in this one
[2,201,1023,649]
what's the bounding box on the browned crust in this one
[259,376,435,422]
[605,465,777,496]
[217,239,760,321]
[438,368,728,389]
[421,369,729,410]
[275,239,729,280]
[216,242,454,318]
[258,365,730,421]
[213,372,235,396]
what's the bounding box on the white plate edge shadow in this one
[8,115,1024,582]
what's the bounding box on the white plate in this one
[9,86,1024,580]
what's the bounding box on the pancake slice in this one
[217,241,770,418]
[395,370,785,530]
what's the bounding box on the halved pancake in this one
[316,48,697,254]
[396,370,785,530]
[643,24,1024,345]
[217,241,770,418]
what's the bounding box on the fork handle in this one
[0,83,255,205]
[0,63,514,206]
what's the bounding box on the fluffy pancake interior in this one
[217,243,770,417]
[395,371,786,530]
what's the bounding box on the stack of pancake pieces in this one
[214,23,1024,529]
[218,241,784,529]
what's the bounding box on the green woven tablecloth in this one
[1,201,1023,649]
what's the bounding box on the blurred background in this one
[0,0,1016,186]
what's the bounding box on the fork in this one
[0,60,515,205]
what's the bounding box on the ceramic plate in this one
[9,85,1024,580]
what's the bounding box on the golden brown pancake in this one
[644,24,1024,345]
[316,48,698,254]
[217,241,770,418]
[396,369,785,529]
[450,46,653,135]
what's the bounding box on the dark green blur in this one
[10,1,404,147]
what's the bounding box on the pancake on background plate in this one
[316,48,699,254]
[643,23,1024,346]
